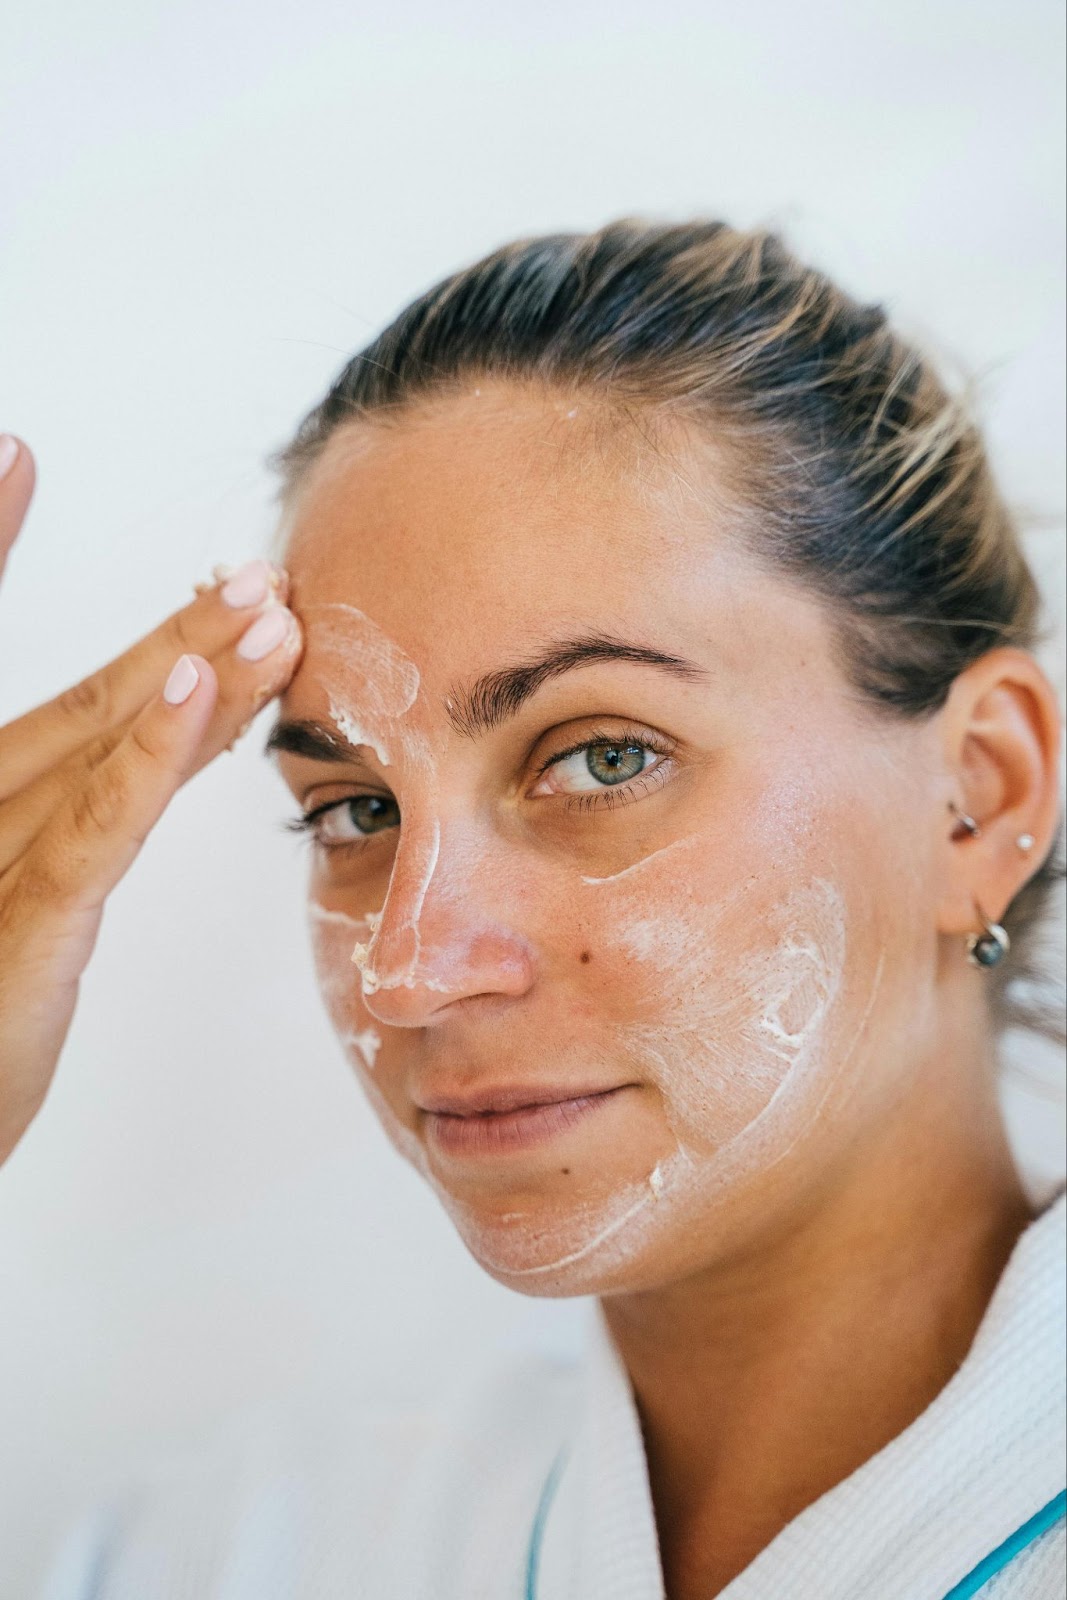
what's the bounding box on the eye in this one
[530,736,665,797]
[294,794,400,847]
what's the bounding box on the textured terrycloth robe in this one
[42,1191,1065,1600]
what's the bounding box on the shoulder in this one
[40,1350,580,1600]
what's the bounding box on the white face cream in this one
[306,603,451,997]
[300,605,883,1298]
[435,866,882,1292]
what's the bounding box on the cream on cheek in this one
[305,608,482,1175]
[307,900,428,1171]
[453,856,874,1289]
[302,607,884,1291]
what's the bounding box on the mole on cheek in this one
[579,950,592,965]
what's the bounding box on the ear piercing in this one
[947,801,1024,967]
[967,901,1011,969]
[949,803,1036,856]
[948,801,981,839]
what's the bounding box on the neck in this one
[599,1030,1034,1600]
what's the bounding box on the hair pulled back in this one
[273,217,1064,1042]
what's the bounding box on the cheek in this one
[307,905,427,1171]
[585,866,850,1158]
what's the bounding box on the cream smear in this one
[310,842,878,1293]
[354,821,445,994]
[304,603,450,996]
[306,602,420,719]
[308,900,420,1163]
[302,603,877,1294]
[448,861,878,1290]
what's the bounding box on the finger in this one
[183,603,304,776]
[0,436,36,581]
[0,558,288,800]
[0,721,128,867]
[21,654,220,917]
[0,607,303,865]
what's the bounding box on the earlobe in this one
[935,648,1063,940]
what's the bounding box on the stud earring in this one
[966,901,1010,969]
[1015,833,1035,854]
[948,800,981,839]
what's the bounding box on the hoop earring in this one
[967,902,1010,969]
[948,800,981,839]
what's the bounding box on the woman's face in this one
[273,380,945,1296]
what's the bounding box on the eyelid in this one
[299,795,354,828]
[532,722,675,777]
[288,723,678,838]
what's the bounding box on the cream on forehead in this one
[304,600,420,720]
[327,700,394,769]
[299,600,451,994]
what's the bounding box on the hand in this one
[0,436,303,1164]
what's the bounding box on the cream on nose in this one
[355,819,440,993]
[359,926,535,1027]
[354,823,537,1027]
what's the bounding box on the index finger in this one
[0,436,36,581]
[0,559,289,801]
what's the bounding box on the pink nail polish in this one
[220,559,271,609]
[236,608,292,662]
[164,655,200,705]
[0,435,19,481]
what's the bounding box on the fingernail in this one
[164,655,200,705]
[220,559,271,609]
[0,435,19,481]
[236,607,292,662]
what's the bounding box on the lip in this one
[421,1085,632,1159]
[417,1081,629,1117]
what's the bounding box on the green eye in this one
[531,735,663,799]
[308,794,400,845]
[585,743,648,785]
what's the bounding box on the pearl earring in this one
[1016,833,1035,854]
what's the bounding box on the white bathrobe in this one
[42,1190,1066,1600]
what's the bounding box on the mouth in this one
[419,1084,633,1159]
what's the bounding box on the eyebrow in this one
[265,632,709,762]
[445,632,709,737]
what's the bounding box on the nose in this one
[358,819,537,1027]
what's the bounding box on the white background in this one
[0,2,1064,1591]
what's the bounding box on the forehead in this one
[279,380,823,696]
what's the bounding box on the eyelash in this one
[286,725,676,848]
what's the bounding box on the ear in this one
[936,647,1063,936]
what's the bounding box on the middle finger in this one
[0,560,288,802]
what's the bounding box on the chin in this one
[430,1168,679,1299]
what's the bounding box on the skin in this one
[0,438,304,1164]
[274,382,1062,1598]
[0,386,1060,1599]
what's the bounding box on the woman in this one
[3,220,1063,1599]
